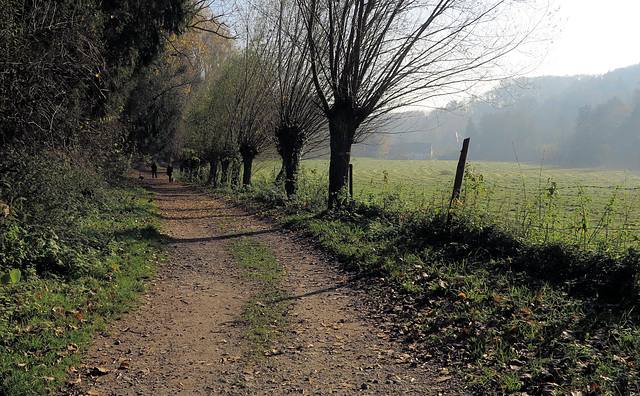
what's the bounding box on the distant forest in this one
[354,64,640,169]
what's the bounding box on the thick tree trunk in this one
[327,109,358,209]
[207,153,219,187]
[220,158,231,187]
[284,151,302,198]
[276,126,306,199]
[239,144,258,187]
[241,152,254,187]
[231,159,241,188]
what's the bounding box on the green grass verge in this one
[227,236,289,360]
[296,209,640,394]
[0,187,166,396]
[218,166,640,395]
[252,158,640,251]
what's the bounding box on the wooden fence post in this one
[349,163,354,198]
[448,137,470,225]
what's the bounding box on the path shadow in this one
[170,228,281,244]
[276,284,347,303]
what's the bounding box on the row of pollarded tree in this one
[180,2,328,197]
[180,0,555,208]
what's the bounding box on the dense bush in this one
[0,179,163,396]
[0,156,111,278]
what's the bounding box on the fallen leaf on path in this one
[89,366,110,376]
[264,349,283,356]
[68,377,81,385]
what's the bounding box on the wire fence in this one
[254,158,640,249]
[351,173,640,249]
[455,182,640,248]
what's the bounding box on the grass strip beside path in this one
[227,236,290,360]
[0,188,167,396]
[222,185,640,395]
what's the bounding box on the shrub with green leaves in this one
[0,180,164,396]
[0,156,109,278]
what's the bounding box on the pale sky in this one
[531,0,640,76]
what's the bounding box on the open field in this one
[254,158,640,248]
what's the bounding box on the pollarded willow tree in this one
[184,55,238,187]
[251,0,328,198]
[232,50,277,187]
[298,0,556,208]
[185,49,275,188]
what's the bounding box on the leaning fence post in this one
[448,137,470,226]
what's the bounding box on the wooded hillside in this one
[355,64,640,168]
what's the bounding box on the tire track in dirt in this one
[70,174,469,395]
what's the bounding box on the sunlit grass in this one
[227,236,289,360]
[252,158,640,250]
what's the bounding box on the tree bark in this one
[327,107,359,209]
[284,151,302,198]
[207,153,219,187]
[241,153,254,186]
[239,144,258,187]
[231,159,241,188]
[220,157,231,187]
[276,126,307,198]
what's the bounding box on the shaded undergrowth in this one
[0,180,166,396]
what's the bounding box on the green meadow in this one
[254,157,640,249]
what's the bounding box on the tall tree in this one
[183,51,274,187]
[183,64,235,187]
[255,0,328,198]
[124,15,232,160]
[0,1,106,159]
[299,0,554,208]
[0,0,196,169]
[232,51,275,187]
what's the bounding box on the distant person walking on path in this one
[167,164,174,182]
[151,162,158,178]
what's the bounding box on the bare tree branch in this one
[296,0,557,207]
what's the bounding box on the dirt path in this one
[72,173,469,395]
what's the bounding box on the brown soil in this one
[70,172,470,395]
